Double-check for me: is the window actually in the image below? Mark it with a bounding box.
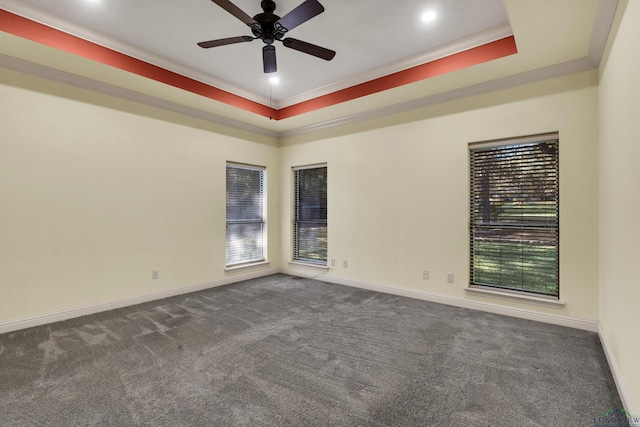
[293,164,327,265]
[469,134,559,298]
[226,163,266,267]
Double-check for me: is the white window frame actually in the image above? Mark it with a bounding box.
[225,162,266,268]
[468,133,560,300]
[293,163,327,266]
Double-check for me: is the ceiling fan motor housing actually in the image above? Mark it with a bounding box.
[200,0,335,74]
[253,0,284,44]
[261,0,276,13]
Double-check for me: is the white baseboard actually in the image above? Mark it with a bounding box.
[0,267,280,334]
[283,268,640,412]
[2,267,598,335]
[280,267,598,332]
[2,267,633,414]
[598,322,638,417]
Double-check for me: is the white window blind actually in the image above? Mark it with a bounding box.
[226,163,266,266]
[294,165,327,264]
[469,134,559,297]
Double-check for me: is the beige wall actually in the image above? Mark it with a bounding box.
[599,0,640,413]
[0,68,281,324]
[0,17,634,409]
[281,70,600,321]
[0,57,603,328]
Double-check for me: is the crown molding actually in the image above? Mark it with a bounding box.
[279,56,597,138]
[0,0,620,139]
[274,23,514,109]
[0,52,597,141]
[588,0,620,66]
[0,0,512,109]
[280,0,619,137]
[0,0,270,105]
[0,0,515,110]
[0,53,279,138]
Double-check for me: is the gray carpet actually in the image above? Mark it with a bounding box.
[0,274,623,426]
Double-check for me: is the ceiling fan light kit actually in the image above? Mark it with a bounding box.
[198,0,336,73]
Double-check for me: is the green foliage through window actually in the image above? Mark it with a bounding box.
[226,164,266,266]
[294,166,327,264]
[470,136,559,297]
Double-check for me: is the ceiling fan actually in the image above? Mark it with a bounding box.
[198,0,336,73]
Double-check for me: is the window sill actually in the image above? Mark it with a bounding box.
[225,260,269,272]
[465,286,565,309]
[288,261,329,272]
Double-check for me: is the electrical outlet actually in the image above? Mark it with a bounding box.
[152,270,159,280]
[422,270,429,280]
[331,259,336,267]
[343,260,348,268]
[447,273,454,283]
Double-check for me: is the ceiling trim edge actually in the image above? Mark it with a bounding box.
[0,0,514,109]
[588,0,620,66]
[0,0,270,105]
[0,0,619,139]
[279,57,596,138]
[0,52,601,141]
[0,8,515,121]
[0,8,276,119]
[275,23,514,108]
[0,52,279,138]
[280,0,619,137]
[275,36,517,120]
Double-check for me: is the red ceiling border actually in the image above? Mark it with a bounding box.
[0,9,275,118]
[0,9,517,122]
[275,36,518,120]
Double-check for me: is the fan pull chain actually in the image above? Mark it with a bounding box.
[269,83,273,120]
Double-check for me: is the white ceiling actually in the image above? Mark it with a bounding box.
[0,0,617,137]
[1,0,510,105]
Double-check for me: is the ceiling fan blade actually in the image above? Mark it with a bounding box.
[198,36,254,48]
[263,45,277,73]
[275,0,324,33]
[210,0,258,26]
[282,38,335,61]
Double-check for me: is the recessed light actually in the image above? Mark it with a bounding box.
[421,10,437,23]
[82,0,103,7]
[269,76,280,85]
